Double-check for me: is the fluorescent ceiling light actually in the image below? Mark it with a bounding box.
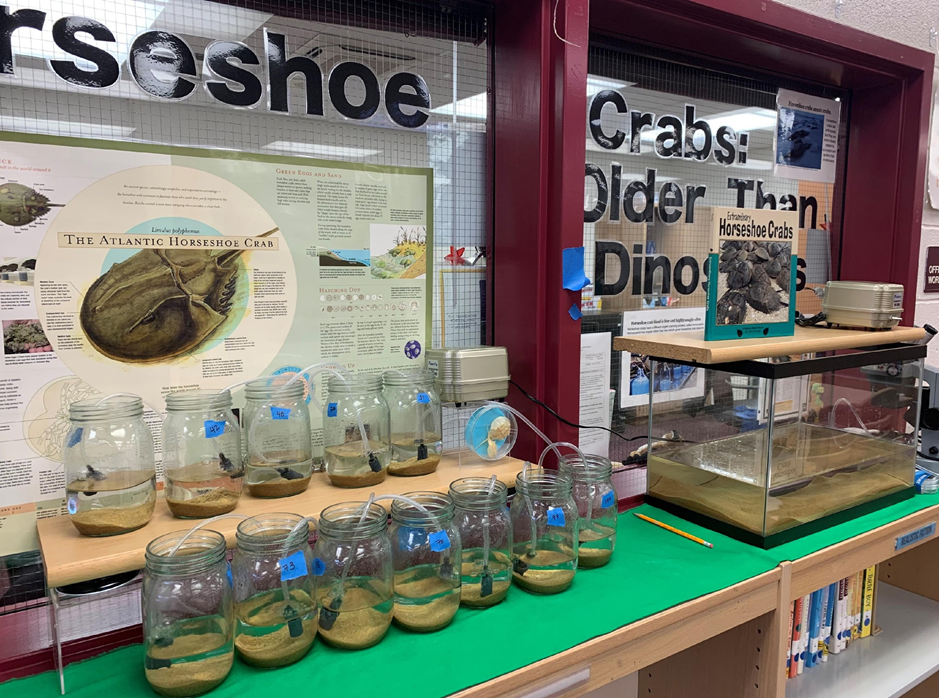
[8,1,165,68]
[154,0,271,42]
[0,116,134,138]
[263,141,381,159]
[431,92,486,119]
[586,76,634,96]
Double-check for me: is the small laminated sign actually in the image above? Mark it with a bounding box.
[326,402,338,418]
[895,522,936,551]
[546,507,566,527]
[204,420,226,438]
[313,557,326,576]
[270,406,291,420]
[416,392,430,404]
[428,530,451,552]
[601,491,615,509]
[279,550,308,581]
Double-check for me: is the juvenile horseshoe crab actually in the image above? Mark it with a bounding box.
[716,240,792,323]
[80,227,278,363]
[0,183,63,227]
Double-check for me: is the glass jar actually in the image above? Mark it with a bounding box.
[510,468,578,594]
[383,369,443,476]
[314,501,394,649]
[560,455,617,568]
[162,390,243,519]
[389,491,462,632]
[450,477,512,608]
[243,378,313,498]
[323,374,391,488]
[143,529,233,697]
[231,513,317,667]
[64,395,156,536]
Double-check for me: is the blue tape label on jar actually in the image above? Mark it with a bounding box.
[313,557,326,576]
[226,563,233,587]
[416,392,430,404]
[279,551,308,581]
[546,507,566,527]
[428,530,451,552]
[204,420,225,438]
[601,491,615,509]
[67,498,77,515]
[326,402,338,417]
[67,428,83,448]
[270,406,291,420]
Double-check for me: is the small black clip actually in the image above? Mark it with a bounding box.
[287,616,304,638]
[319,606,338,631]
[481,571,493,597]
[417,443,428,461]
[513,558,529,576]
[368,452,382,472]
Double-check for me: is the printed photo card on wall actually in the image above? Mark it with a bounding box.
[705,206,800,340]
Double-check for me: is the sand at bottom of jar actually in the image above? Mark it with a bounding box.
[325,442,389,487]
[394,566,461,632]
[512,548,576,594]
[235,589,317,667]
[167,488,242,519]
[460,550,512,607]
[388,453,441,477]
[577,524,616,568]
[317,580,393,650]
[245,460,312,497]
[145,628,233,698]
[69,497,155,536]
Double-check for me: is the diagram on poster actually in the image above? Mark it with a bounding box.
[0,134,432,556]
[774,89,841,184]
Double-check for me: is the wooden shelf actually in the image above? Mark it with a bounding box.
[787,584,939,698]
[612,325,925,364]
[38,452,522,589]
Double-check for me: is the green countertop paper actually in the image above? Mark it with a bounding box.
[4,492,936,698]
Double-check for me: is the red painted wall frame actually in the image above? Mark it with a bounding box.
[492,0,932,458]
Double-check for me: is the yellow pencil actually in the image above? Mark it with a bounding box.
[634,512,714,548]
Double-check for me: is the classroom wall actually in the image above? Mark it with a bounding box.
[786,0,939,363]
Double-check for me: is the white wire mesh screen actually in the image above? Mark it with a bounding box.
[0,0,489,626]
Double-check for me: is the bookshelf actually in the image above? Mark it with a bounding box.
[787,585,939,698]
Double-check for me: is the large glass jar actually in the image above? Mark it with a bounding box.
[510,468,578,594]
[232,513,317,667]
[64,395,156,536]
[559,455,617,568]
[323,374,391,488]
[163,390,243,519]
[450,477,512,607]
[389,491,462,632]
[314,501,394,649]
[383,369,443,476]
[243,378,312,498]
[143,529,233,697]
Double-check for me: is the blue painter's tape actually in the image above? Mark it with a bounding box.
[204,420,226,438]
[546,507,565,527]
[601,491,615,508]
[313,558,326,576]
[271,406,291,420]
[326,402,338,418]
[67,428,83,448]
[279,550,308,581]
[416,392,430,404]
[428,530,451,552]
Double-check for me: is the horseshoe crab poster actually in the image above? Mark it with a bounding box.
[0,133,431,555]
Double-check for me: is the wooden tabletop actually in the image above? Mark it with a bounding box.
[39,452,522,588]
[613,325,926,364]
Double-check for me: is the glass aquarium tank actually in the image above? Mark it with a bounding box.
[644,344,923,547]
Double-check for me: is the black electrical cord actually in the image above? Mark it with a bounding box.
[508,379,693,444]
